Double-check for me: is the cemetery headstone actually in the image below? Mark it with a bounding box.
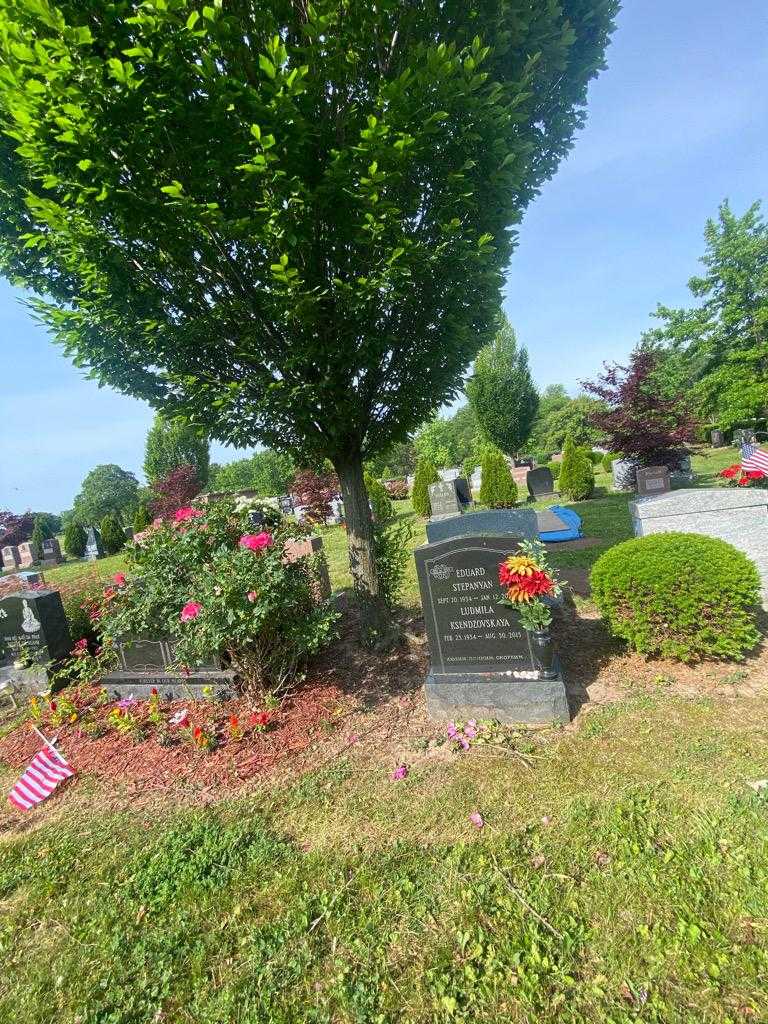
[0,589,71,666]
[414,534,568,724]
[1,545,19,572]
[511,465,530,488]
[635,465,671,496]
[734,429,757,446]
[84,526,104,561]
[526,467,557,501]
[428,478,470,520]
[426,508,537,544]
[612,458,637,492]
[670,454,694,484]
[40,537,63,568]
[278,494,294,516]
[438,467,461,482]
[710,429,725,448]
[630,488,768,607]
[101,635,234,700]
[283,535,332,602]
[16,542,35,569]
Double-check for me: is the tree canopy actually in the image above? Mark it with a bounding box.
[646,201,768,430]
[0,0,617,627]
[413,404,479,470]
[466,316,538,454]
[528,386,605,454]
[72,464,140,525]
[209,450,294,496]
[144,414,210,486]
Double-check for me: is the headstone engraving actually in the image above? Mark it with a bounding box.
[0,589,71,666]
[414,534,568,724]
[101,635,232,700]
[526,467,556,501]
[630,488,768,607]
[278,494,294,516]
[84,526,104,561]
[635,465,671,496]
[428,479,470,519]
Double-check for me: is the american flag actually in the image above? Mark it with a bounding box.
[8,746,74,811]
[741,442,768,474]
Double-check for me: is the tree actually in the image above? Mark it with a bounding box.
[648,201,768,429]
[100,512,126,555]
[144,414,210,486]
[478,447,517,508]
[412,459,440,518]
[366,440,418,480]
[582,351,699,467]
[290,468,339,524]
[72,465,139,525]
[133,503,153,533]
[63,519,87,558]
[209,450,294,496]
[529,388,606,454]
[467,318,538,454]
[150,464,202,520]
[0,510,37,548]
[0,1,617,635]
[558,435,595,501]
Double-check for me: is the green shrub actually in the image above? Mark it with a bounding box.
[591,533,760,662]
[100,513,126,555]
[411,458,439,517]
[373,518,414,609]
[462,456,478,488]
[62,520,87,558]
[364,472,394,523]
[558,435,595,500]
[546,461,561,482]
[29,514,53,561]
[602,452,622,473]
[478,448,518,508]
[533,451,554,466]
[133,503,153,532]
[587,449,603,465]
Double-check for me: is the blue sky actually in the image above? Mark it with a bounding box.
[1,0,766,513]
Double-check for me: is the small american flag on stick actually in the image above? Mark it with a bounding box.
[741,442,768,474]
[8,737,74,811]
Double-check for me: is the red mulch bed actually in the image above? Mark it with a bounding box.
[0,680,346,798]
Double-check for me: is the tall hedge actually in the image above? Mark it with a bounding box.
[364,472,394,523]
[63,520,87,558]
[478,448,518,508]
[558,435,595,501]
[411,459,439,518]
[100,513,126,556]
[591,533,760,662]
[29,514,54,560]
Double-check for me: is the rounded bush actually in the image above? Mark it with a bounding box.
[545,461,561,481]
[558,435,595,501]
[590,533,761,662]
[601,452,622,473]
[411,458,439,517]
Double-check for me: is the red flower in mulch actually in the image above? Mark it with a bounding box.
[718,464,741,479]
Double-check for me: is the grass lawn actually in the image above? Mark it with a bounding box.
[2,693,768,1022]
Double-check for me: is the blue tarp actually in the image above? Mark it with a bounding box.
[538,505,583,542]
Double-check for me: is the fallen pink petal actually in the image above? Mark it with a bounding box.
[391,764,408,781]
[469,812,484,829]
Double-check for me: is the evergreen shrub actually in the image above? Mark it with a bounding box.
[63,520,87,558]
[100,513,126,555]
[364,472,394,523]
[591,533,761,662]
[558,435,595,500]
[411,459,439,517]
[478,448,518,508]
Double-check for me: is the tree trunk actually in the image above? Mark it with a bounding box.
[333,451,394,646]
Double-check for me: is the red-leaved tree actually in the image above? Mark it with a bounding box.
[0,510,36,548]
[290,469,340,524]
[582,351,699,467]
[150,464,202,520]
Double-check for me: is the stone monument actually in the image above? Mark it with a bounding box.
[84,526,104,561]
[428,478,470,520]
[630,488,768,607]
[414,534,569,724]
[635,465,671,497]
[1,545,19,572]
[425,508,537,544]
[734,429,757,446]
[710,429,725,448]
[16,542,35,569]
[526,467,557,501]
[611,458,637,491]
[0,589,71,667]
[40,537,64,568]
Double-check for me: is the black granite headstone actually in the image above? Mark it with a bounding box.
[84,526,104,561]
[40,537,63,567]
[526,467,556,500]
[0,590,71,665]
[414,535,568,724]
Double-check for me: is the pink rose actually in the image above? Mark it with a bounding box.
[469,812,485,829]
[174,506,202,522]
[239,532,274,552]
[114,573,127,587]
[247,590,259,603]
[391,764,408,781]
[180,600,203,622]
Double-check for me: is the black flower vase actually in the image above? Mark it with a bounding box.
[529,628,557,679]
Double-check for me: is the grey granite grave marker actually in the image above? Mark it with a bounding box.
[1,545,19,572]
[612,458,637,491]
[84,526,104,561]
[426,508,537,544]
[734,429,757,446]
[40,537,63,568]
[526,467,556,501]
[414,534,568,725]
[635,465,671,496]
[630,488,768,606]
[0,589,71,666]
[428,479,469,519]
[16,542,35,569]
[710,429,725,448]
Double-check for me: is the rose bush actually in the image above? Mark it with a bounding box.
[98,497,338,693]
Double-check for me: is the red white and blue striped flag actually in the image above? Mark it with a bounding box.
[8,746,74,810]
[741,442,768,474]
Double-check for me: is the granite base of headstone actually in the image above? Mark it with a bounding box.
[630,488,768,607]
[425,509,537,544]
[635,466,671,496]
[414,534,569,725]
[612,458,637,492]
[0,589,72,667]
